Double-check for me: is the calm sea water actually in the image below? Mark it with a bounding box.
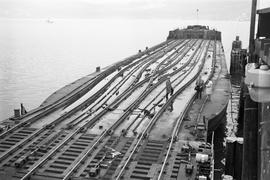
[0,18,249,120]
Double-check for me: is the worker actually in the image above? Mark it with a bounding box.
[195,75,204,99]
[205,80,213,101]
[169,99,174,112]
[149,76,154,86]
[166,76,174,101]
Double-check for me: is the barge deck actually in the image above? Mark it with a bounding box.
[0,25,230,180]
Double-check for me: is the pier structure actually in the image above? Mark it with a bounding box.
[230,36,247,76]
[244,7,270,180]
[0,26,229,180]
[224,35,247,180]
[228,6,270,180]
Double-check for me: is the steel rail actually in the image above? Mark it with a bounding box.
[108,41,200,131]
[60,40,185,127]
[63,39,183,116]
[141,39,190,90]
[126,40,202,132]
[68,40,187,127]
[20,129,106,180]
[143,40,209,136]
[0,39,177,143]
[75,40,192,131]
[157,93,196,180]
[109,40,198,110]
[131,40,186,85]
[19,40,176,120]
[131,40,201,120]
[112,40,188,102]
[64,51,157,127]
[86,40,186,112]
[62,130,108,180]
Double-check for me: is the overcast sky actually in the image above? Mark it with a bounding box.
[0,0,270,20]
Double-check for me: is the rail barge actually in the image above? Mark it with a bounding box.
[0,25,230,180]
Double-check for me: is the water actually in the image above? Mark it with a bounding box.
[213,119,227,179]
[0,18,249,120]
[226,75,242,137]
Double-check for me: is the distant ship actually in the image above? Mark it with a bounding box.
[46,19,54,23]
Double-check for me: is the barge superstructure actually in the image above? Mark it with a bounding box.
[0,25,230,180]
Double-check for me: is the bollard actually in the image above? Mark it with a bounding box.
[96,66,101,72]
[14,109,20,118]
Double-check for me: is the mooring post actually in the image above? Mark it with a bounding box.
[96,66,100,72]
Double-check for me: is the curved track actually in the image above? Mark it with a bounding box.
[0,39,217,180]
[0,40,182,161]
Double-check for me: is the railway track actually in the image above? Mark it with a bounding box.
[124,41,203,135]
[113,40,211,180]
[62,39,190,127]
[64,41,205,179]
[3,39,200,179]
[157,40,216,180]
[46,40,206,180]
[0,39,185,162]
[0,39,175,140]
[0,39,191,175]
[0,39,218,180]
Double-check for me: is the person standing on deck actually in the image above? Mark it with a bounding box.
[166,76,174,101]
[195,75,204,99]
[149,76,154,86]
[205,80,213,101]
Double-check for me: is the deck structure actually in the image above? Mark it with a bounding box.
[0,26,229,180]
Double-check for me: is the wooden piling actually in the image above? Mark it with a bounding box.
[236,79,246,137]
[242,90,258,180]
[260,102,270,180]
[225,137,243,180]
[248,0,257,58]
[225,137,235,176]
[235,138,243,180]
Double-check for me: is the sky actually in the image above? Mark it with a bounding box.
[0,0,270,20]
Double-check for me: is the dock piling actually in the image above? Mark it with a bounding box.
[242,92,258,180]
